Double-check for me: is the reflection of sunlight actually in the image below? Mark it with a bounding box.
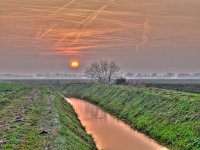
[85,103,107,119]
[161,148,169,150]
[67,98,169,150]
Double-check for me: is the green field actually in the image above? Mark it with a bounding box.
[1,82,200,150]
[62,84,200,150]
[144,83,200,94]
[0,83,96,150]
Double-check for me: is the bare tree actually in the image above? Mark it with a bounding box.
[85,60,120,83]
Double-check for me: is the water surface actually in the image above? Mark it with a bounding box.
[67,98,168,150]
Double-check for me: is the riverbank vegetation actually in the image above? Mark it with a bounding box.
[62,83,200,150]
[0,83,96,150]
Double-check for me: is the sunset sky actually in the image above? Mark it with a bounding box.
[0,0,200,73]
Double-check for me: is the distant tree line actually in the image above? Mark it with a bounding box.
[125,73,200,78]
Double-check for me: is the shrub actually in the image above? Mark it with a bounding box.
[115,78,126,84]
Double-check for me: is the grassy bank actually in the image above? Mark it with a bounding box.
[144,83,200,94]
[0,83,96,150]
[62,84,200,150]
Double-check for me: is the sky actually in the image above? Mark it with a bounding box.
[0,0,200,73]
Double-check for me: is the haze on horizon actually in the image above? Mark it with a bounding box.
[0,0,200,73]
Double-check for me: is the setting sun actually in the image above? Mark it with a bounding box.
[71,61,79,69]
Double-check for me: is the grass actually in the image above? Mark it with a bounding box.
[62,83,200,150]
[144,83,200,94]
[0,83,96,150]
[1,82,199,150]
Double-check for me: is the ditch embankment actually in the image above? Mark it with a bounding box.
[62,83,200,150]
[0,83,96,150]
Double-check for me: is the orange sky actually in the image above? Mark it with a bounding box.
[0,0,200,73]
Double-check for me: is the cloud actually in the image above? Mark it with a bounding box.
[136,19,151,52]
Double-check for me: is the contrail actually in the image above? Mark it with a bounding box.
[33,25,55,45]
[38,26,55,39]
[136,19,151,52]
[85,0,114,26]
[53,33,69,47]
[52,0,115,48]
[69,0,115,46]
[77,0,114,26]
[46,0,76,19]
[35,0,76,42]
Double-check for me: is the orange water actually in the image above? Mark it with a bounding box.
[67,98,168,150]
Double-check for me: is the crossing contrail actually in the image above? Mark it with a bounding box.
[69,0,115,46]
[53,33,69,47]
[35,0,76,42]
[46,0,76,19]
[52,0,115,48]
[85,0,115,26]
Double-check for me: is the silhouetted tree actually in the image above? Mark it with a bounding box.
[85,60,120,83]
